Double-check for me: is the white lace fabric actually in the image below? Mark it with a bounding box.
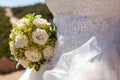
[45,0,120,53]
[54,15,120,53]
[44,0,120,80]
[45,0,120,18]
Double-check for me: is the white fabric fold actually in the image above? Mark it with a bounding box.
[43,36,120,80]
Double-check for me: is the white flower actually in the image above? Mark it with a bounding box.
[15,34,28,48]
[33,18,50,28]
[9,33,13,39]
[16,18,29,29]
[32,28,49,45]
[18,58,30,68]
[24,49,41,62]
[43,46,54,59]
[9,42,17,55]
[35,15,42,18]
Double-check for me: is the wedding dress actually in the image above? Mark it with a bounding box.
[19,0,120,80]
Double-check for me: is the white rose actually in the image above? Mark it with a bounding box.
[33,18,50,28]
[43,46,54,59]
[24,49,41,62]
[9,42,17,55]
[32,28,49,45]
[15,34,28,48]
[16,18,29,29]
[18,58,30,68]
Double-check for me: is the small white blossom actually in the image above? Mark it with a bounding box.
[33,18,50,28]
[18,58,30,68]
[35,15,42,18]
[43,46,54,59]
[24,49,41,62]
[32,28,49,45]
[16,18,29,29]
[9,42,17,55]
[15,34,28,48]
[9,33,12,39]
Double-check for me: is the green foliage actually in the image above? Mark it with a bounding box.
[0,7,12,58]
[0,3,53,59]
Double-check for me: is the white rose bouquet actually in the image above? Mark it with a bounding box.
[9,14,57,71]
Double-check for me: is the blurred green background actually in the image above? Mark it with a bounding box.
[0,3,53,59]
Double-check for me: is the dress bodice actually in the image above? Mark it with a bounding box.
[45,0,120,53]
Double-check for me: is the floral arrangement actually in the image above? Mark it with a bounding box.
[9,14,57,71]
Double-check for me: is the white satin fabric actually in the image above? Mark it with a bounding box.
[19,0,120,80]
[43,28,120,80]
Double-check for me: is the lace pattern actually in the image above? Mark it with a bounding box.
[45,0,120,18]
[54,15,120,53]
[45,0,120,53]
